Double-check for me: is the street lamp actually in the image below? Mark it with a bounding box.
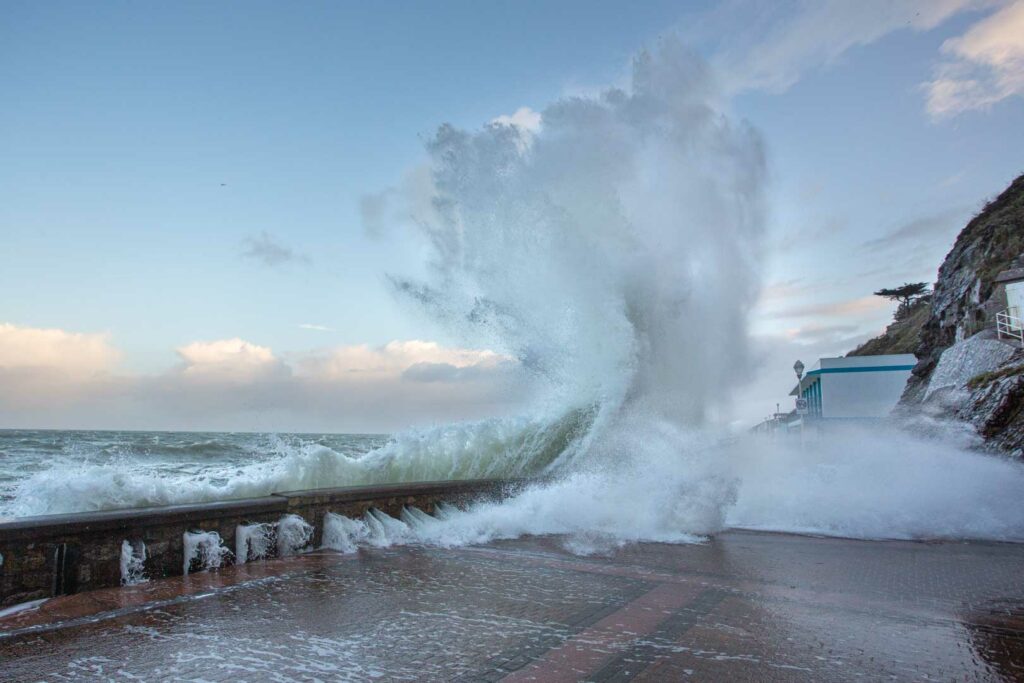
[793,360,806,447]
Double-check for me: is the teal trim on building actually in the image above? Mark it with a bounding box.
[800,377,823,418]
[806,365,915,376]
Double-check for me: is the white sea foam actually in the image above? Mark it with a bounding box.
[183,531,231,575]
[235,523,275,564]
[726,425,1024,541]
[277,514,314,556]
[317,423,1024,554]
[119,539,147,585]
[323,512,369,553]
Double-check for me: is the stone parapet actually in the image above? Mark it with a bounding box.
[0,479,521,607]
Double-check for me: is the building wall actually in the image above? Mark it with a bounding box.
[821,369,912,418]
[1006,281,1024,321]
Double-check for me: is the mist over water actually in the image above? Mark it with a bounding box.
[4,43,1024,548]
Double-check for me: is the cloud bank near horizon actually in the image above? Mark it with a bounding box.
[0,323,525,433]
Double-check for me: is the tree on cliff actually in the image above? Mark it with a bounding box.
[873,282,931,322]
[874,282,930,307]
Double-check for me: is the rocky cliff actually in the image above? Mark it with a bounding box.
[895,173,1024,456]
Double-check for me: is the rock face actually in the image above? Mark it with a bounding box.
[903,174,1024,398]
[922,333,1018,401]
[896,173,1024,456]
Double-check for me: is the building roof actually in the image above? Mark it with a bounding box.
[789,354,916,395]
[994,268,1024,284]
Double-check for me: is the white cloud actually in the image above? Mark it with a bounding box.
[702,0,1020,118]
[0,323,124,411]
[297,340,507,381]
[0,323,119,377]
[175,338,287,381]
[299,323,332,332]
[924,0,1024,118]
[0,328,524,431]
[707,0,984,94]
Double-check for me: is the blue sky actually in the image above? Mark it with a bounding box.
[2,1,1023,431]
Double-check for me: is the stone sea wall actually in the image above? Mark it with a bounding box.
[0,479,521,607]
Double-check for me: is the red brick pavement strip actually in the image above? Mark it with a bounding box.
[457,545,979,628]
[501,582,705,683]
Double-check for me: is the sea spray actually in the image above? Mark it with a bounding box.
[323,508,423,552]
[235,523,275,564]
[365,508,414,547]
[119,540,147,585]
[323,512,369,553]
[727,424,1024,541]
[183,531,231,575]
[314,419,1024,552]
[276,514,314,556]
[382,42,766,432]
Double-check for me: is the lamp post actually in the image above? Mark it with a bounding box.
[794,360,805,448]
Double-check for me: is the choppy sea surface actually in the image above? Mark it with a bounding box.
[0,429,387,518]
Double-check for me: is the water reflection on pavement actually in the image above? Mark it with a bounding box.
[1,531,1022,681]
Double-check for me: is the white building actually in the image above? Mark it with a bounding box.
[994,268,1024,344]
[789,354,916,421]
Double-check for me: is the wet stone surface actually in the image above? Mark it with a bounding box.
[0,531,1022,681]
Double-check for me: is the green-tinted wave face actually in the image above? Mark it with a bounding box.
[340,404,602,486]
[0,408,601,517]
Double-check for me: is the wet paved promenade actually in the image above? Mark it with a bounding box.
[1,531,1022,681]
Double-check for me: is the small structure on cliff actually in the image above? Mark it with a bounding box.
[790,355,916,422]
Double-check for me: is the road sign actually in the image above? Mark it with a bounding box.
[795,398,808,414]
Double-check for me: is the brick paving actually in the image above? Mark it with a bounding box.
[0,531,1022,681]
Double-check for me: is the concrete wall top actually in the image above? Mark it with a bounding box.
[0,478,526,543]
[0,496,287,543]
[273,478,524,503]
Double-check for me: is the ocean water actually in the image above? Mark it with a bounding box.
[0,430,387,517]
[0,410,589,519]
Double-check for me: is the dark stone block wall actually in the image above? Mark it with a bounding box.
[0,479,522,607]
